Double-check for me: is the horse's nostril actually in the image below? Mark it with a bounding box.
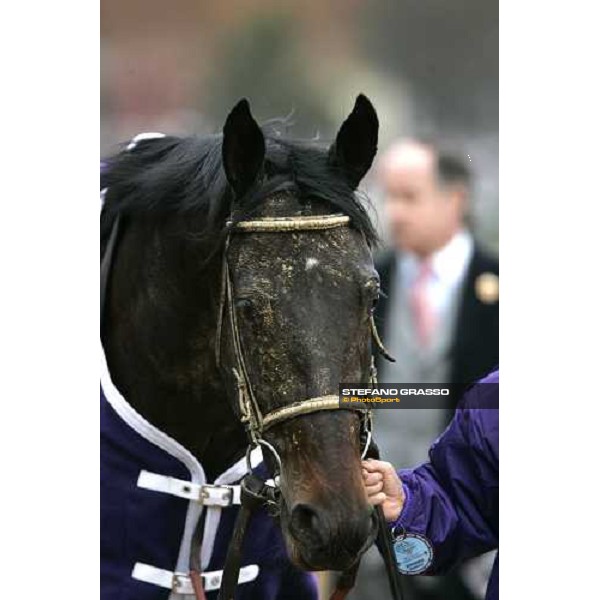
[289,503,327,546]
[290,503,320,531]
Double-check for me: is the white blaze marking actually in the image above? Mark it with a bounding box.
[306,257,319,271]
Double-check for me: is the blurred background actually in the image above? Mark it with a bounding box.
[101,0,498,252]
[101,2,498,599]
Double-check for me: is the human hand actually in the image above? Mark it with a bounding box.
[362,459,405,523]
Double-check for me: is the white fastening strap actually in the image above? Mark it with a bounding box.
[132,563,259,593]
[137,470,241,506]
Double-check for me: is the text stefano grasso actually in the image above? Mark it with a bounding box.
[340,387,451,396]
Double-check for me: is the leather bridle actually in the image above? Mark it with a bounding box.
[212,209,403,600]
[214,212,376,465]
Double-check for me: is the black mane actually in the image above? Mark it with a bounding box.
[100,126,378,250]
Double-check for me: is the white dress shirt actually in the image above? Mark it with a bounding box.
[378,228,476,468]
[398,228,474,327]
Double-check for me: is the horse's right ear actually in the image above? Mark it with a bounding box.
[222,99,266,197]
[329,94,379,189]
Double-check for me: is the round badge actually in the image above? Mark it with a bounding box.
[475,272,499,304]
[393,533,434,575]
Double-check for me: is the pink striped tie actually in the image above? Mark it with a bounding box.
[410,259,435,348]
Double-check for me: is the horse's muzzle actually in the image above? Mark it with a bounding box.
[285,502,379,571]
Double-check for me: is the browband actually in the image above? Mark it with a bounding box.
[230,214,350,233]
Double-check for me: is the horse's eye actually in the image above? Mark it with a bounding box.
[371,293,379,311]
[235,298,254,314]
[365,279,380,314]
[369,292,380,315]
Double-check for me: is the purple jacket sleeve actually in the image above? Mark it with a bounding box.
[391,371,499,574]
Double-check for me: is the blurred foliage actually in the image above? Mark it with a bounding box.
[203,11,333,137]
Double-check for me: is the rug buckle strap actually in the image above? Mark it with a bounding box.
[136,470,241,506]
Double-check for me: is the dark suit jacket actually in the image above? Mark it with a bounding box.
[374,245,499,401]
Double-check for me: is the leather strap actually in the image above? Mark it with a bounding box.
[190,570,207,600]
[261,395,354,430]
[232,213,350,232]
[375,504,404,600]
[365,441,404,600]
[216,474,269,600]
[329,560,361,600]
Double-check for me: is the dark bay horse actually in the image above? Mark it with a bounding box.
[101,95,382,587]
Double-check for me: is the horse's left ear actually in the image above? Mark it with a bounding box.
[329,94,379,189]
[222,98,266,197]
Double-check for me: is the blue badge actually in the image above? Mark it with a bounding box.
[393,533,434,575]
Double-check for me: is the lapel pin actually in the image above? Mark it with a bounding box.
[475,272,499,304]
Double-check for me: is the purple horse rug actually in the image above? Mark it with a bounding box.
[101,345,317,600]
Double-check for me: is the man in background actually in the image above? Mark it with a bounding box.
[375,138,499,392]
[355,139,498,600]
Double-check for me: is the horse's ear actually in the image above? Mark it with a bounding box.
[222,99,266,197]
[329,94,379,189]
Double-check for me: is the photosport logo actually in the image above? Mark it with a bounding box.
[338,383,498,409]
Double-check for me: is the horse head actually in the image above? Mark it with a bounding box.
[101,94,382,572]
[218,96,381,570]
